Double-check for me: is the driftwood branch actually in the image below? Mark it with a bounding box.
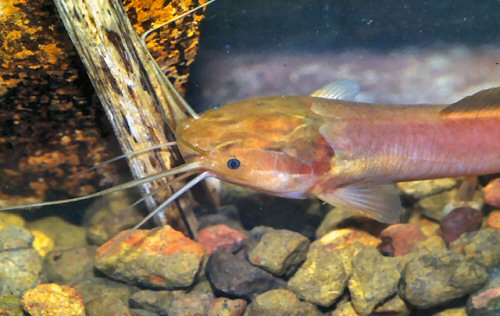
[53,0,197,232]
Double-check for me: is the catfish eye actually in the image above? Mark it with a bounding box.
[227,158,241,170]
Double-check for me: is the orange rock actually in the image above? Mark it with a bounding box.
[483,178,500,208]
[198,224,247,255]
[21,283,85,316]
[95,226,204,289]
[378,223,427,256]
[487,210,500,230]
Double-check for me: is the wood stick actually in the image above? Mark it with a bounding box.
[53,0,199,234]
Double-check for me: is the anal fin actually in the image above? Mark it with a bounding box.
[314,183,402,223]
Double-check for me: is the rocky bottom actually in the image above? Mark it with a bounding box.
[0,177,499,316]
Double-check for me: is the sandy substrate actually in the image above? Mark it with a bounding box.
[188,45,500,109]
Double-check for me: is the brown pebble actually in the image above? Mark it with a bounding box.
[483,178,500,208]
[487,210,500,230]
[439,207,483,243]
[378,223,426,256]
[208,297,247,316]
[198,224,247,255]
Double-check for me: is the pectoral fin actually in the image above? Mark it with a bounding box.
[310,79,360,101]
[314,183,402,223]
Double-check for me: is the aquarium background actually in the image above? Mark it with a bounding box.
[187,0,500,109]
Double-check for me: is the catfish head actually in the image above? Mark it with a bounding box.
[176,96,334,198]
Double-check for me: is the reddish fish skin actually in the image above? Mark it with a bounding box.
[311,98,500,185]
[176,87,500,222]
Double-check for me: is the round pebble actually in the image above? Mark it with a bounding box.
[439,207,483,243]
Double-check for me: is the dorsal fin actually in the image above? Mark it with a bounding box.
[440,87,500,118]
[310,79,360,101]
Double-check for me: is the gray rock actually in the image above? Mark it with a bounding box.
[397,178,457,199]
[418,188,483,221]
[208,297,247,316]
[74,277,136,305]
[86,295,131,316]
[467,268,500,316]
[248,229,309,276]
[169,292,213,316]
[450,228,500,269]
[206,249,284,299]
[0,247,42,297]
[131,309,159,316]
[84,191,145,245]
[27,216,87,249]
[399,250,488,308]
[244,289,321,316]
[129,290,176,315]
[373,295,411,316]
[0,227,33,251]
[315,208,358,238]
[288,248,348,307]
[348,247,401,315]
[44,246,95,284]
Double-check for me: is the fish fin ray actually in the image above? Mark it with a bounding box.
[315,183,402,223]
[310,79,360,101]
[440,87,500,118]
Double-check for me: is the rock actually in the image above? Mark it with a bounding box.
[95,226,204,289]
[312,228,380,252]
[44,246,95,284]
[449,228,500,268]
[0,212,26,229]
[417,217,441,237]
[244,289,321,316]
[129,290,175,315]
[487,210,500,230]
[0,294,23,316]
[169,292,213,316]
[417,190,454,220]
[331,300,358,316]
[130,309,158,316]
[348,247,401,315]
[0,228,42,297]
[30,229,55,257]
[315,208,359,238]
[288,247,348,307]
[484,178,500,208]
[21,284,85,316]
[248,229,309,276]
[206,249,283,299]
[418,187,484,222]
[397,178,457,199]
[378,223,426,256]
[84,191,145,245]
[399,250,488,308]
[27,216,87,250]
[208,297,247,316]
[0,226,33,251]
[198,224,247,255]
[86,295,132,316]
[433,307,468,316]
[439,207,483,243]
[373,295,411,316]
[466,268,500,316]
[74,277,135,306]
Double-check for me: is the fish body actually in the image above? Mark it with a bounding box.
[177,87,500,222]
